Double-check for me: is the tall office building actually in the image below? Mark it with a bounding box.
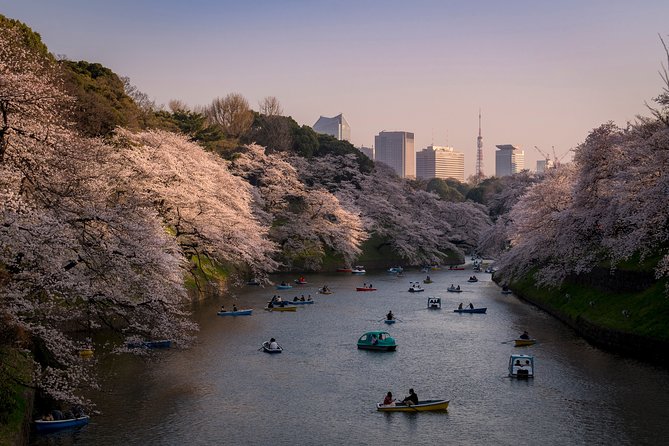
[313,113,351,141]
[495,145,525,177]
[416,145,465,183]
[374,131,415,178]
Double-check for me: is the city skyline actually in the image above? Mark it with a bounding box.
[3,1,668,177]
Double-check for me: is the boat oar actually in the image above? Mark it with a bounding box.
[500,339,516,344]
[394,318,404,322]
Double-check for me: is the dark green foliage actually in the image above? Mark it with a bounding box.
[426,178,465,202]
[465,177,503,205]
[170,110,223,146]
[293,125,319,157]
[60,60,145,137]
[314,134,374,173]
[243,113,296,152]
[0,14,51,61]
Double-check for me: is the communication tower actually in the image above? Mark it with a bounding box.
[475,110,484,183]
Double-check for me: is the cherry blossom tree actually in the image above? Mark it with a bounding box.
[228,145,367,269]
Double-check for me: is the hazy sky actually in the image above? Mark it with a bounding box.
[3,1,668,176]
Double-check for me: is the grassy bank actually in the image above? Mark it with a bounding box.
[0,348,33,446]
[509,271,669,365]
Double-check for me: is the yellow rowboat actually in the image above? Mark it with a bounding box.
[264,306,297,312]
[78,349,94,357]
[376,399,449,412]
[514,339,536,347]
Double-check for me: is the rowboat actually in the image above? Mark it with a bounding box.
[509,354,534,378]
[217,309,253,316]
[423,279,433,284]
[427,297,441,309]
[357,331,396,351]
[408,283,424,292]
[501,290,513,295]
[467,277,478,283]
[78,348,94,357]
[356,287,377,291]
[34,416,90,433]
[387,266,403,274]
[294,279,308,285]
[318,288,333,294]
[376,399,450,412]
[351,266,366,274]
[265,305,297,312]
[276,284,293,290]
[383,319,396,324]
[453,307,487,314]
[447,286,462,293]
[262,341,283,353]
[289,300,314,305]
[514,339,537,347]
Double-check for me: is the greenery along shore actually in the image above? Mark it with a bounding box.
[2,13,669,442]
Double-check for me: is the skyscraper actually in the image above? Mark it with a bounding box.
[313,114,351,141]
[416,145,465,182]
[374,131,415,178]
[495,145,525,177]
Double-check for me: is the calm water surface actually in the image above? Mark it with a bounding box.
[33,268,669,445]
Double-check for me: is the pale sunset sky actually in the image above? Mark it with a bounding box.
[2,0,668,176]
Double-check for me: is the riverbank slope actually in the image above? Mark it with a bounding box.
[505,267,669,367]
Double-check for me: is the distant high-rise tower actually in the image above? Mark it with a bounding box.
[475,110,484,183]
[495,145,525,177]
[374,131,415,178]
[416,145,465,183]
[313,114,351,141]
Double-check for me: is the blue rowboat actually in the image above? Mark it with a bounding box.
[383,319,396,324]
[276,284,293,290]
[217,309,253,316]
[34,416,90,433]
[453,307,487,314]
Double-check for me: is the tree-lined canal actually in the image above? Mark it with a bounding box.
[33,267,669,445]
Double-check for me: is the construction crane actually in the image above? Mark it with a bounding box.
[534,146,554,171]
[551,146,570,169]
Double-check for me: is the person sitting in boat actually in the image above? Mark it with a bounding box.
[280,281,287,286]
[456,285,460,290]
[300,295,305,301]
[232,304,238,312]
[293,296,299,302]
[307,295,312,301]
[369,283,373,288]
[371,334,378,345]
[520,330,530,340]
[426,275,431,281]
[267,301,274,308]
[468,303,474,309]
[458,302,463,310]
[402,388,418,406]
[276,296,283,303]
[386,310,394,321]
[269,338,279,349]
[450,284,455,289]
[220,305,226,312]
[383,391,396,406]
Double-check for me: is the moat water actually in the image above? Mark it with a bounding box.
[32,267,669,445]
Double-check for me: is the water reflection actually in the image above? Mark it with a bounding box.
[31,269,669,445]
